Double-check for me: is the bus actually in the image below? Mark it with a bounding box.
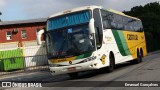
[37,5,147,78]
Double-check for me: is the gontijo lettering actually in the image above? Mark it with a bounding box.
[127,34,138,40]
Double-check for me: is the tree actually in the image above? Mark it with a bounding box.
[123,2,160,52]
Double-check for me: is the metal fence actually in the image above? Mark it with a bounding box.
[25,55,48,67]
[0,41,49,75]
[0,55,48,72]
[0,56,49,75]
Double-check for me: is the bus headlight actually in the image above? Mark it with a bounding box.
[83,56,97,62]
[49,64,59,67]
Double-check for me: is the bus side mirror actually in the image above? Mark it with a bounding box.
[89,18,95,34]
[137,28,143,32]
[140,28,144,32]
[37,29,44,45]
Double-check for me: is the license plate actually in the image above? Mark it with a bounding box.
[68,67,76,72]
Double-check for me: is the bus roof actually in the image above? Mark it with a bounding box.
[49,5,102,18]
[49,5,140,21]
[106,9,140,20]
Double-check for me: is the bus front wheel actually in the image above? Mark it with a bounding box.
[107,53,115,73]
[68,72,78,79]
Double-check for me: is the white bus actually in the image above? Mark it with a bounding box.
[37,6,147,78]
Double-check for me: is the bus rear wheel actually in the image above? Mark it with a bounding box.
[68,72,78,79]
[135,51,142,64]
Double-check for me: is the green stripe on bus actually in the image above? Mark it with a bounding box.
[112,30,126,56]
[76,52,92,59]
[76,54,84,59]
[117,31,131,55]
[112,30,130,56]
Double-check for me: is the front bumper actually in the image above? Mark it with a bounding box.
[49,60,102,76]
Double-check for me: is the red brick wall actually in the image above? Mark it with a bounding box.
[0,22,46,47]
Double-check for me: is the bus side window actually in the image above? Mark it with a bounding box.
[95,27,101,49]
[137,21,144,32]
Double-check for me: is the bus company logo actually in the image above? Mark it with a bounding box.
[69,61,72,64]
[127,34,138,40]
[2,82,12,87]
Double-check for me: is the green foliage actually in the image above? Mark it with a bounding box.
[124,2,160,52]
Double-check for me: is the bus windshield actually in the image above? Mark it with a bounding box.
[46,24,95,59]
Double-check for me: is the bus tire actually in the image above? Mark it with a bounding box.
[140,49,143,62]
[135,50,142,64]
[107,53,115,73]
[68,72,78,79]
